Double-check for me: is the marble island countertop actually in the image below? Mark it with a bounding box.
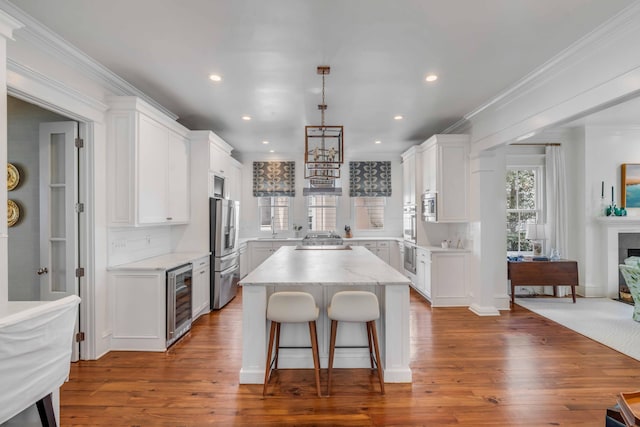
[239,236,469,252]
[241,245,410,286]
[108,252,210,271]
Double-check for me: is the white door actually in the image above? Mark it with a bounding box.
[39,121,80,359]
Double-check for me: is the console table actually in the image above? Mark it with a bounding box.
[508,260,578,306]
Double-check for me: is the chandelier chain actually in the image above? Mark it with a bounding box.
[321,73,325,127]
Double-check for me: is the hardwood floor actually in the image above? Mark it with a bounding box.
[61,290,640,426]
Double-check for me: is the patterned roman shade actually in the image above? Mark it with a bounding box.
[253,161,296,197]
[349,161,392,197]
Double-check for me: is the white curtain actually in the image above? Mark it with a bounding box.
[545,145,568,256]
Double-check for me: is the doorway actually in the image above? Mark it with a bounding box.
[7,96,84,360]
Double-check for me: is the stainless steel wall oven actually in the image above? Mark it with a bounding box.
[166,263,192,347]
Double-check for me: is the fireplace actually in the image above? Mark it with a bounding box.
[618,233,640,303]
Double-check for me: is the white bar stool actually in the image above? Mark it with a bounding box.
[327,291,384,395]
[263,291,322,397]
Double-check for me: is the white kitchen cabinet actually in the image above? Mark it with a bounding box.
[107,96,191,226]
[249,241,275,271]
[109,269,166,351]
[430,252,468,307]
[191,256,210,319]
[411,248,467,306]
[172,131,239,255]
[210,140,230,177]
[419,134,469,222]
[414,248,431,300]
[360,241,390,264]
[390,240,403,273]
[401,147,417,206]
[239,242,248,278]
[228,158,243,201]
[247,240,300,272]
[167,131,190,222]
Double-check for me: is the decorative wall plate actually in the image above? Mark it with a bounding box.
[7,199,20,227]
[7,163,19,191]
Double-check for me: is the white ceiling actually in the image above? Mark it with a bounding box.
[8,0,637,156]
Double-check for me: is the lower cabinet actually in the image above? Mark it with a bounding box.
[415,248,432,300]
[110,270,167,351]
[410,250,469,307]
[430,252,468,307]
[191,256,210,319]
[239,242,248,279]
[247,241,298,272]
[355,240,392,264]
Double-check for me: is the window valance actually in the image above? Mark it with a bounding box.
[253,161,296,197]
[349,161,392,197]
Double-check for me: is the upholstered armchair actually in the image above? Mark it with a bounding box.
[618,257,640,322]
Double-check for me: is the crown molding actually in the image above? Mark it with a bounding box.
[0,0,178,121]
[445,1,640,135]
[0,7,22,39]
[7,58,109,122]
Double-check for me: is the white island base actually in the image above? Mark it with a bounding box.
[239,246,412,384]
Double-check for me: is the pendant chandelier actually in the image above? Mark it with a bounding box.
[304,65,343,187]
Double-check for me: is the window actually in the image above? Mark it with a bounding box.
[259,197,290,232]
[353,197,385,230]
[506,168,541,253]
[307,195,337,231]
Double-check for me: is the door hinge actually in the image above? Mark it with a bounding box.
[75,202,85,213]
[75,332,85,342]
[75,267,85,278]
[75,138,84,148]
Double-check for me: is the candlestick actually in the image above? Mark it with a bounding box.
[601,181,604,198]
[612,186,614,205]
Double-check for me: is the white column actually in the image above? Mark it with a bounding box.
[0,10,23,310]
[239,285,267,384]
[468,147,507,315]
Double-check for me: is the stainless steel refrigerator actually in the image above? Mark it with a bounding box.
[210,198,240,309]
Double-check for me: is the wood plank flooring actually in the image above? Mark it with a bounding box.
[61,290,640,426]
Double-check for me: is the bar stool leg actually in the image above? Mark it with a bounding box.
[368,320,385,394]
[366,322,375,369]
[308,320,322,397]
[274,322,281,368]
[263,321,278,396]
[327,319,338,396]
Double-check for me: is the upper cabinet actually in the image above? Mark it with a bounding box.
[419,134,469,223]
[107,96,190,226]
[401,146,417,206]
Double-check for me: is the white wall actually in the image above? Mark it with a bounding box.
[238,152,403,239]
[581,126,640,296]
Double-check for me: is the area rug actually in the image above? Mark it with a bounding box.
[515,297,640,361]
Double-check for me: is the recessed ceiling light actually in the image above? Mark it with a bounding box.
[425,74,438,82]
[269,149,274,153]
[262,140,269,145]
[375,140,382,144]
[209,74,222,82]
[394,115,403,120]
[242,115,251,121]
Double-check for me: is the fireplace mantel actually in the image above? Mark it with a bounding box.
[596,216,640,226]
[597,216,640,297]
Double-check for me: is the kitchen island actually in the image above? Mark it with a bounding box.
[239,245,412,384]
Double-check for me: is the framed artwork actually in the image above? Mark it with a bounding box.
[621,163,640,208]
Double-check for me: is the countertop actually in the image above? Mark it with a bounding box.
[241,245,410,286]
[108,252,210,271]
